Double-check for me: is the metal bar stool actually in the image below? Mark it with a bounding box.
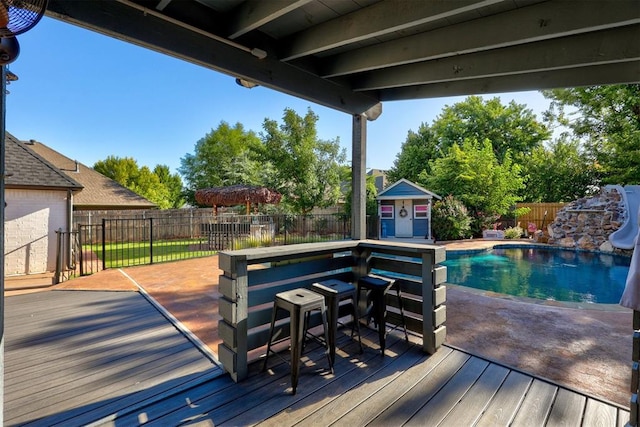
[263,288,333,394]
[357,275,409,356]
[311,280,363,364]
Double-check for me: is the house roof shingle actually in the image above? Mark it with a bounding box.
[12,135,157,210]
[5,133,83,191]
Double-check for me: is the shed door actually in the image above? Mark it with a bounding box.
[395,200,412,237]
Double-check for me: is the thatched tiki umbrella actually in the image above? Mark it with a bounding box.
[195,184,282,215]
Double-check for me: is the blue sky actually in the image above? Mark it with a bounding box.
[6,17,554,175]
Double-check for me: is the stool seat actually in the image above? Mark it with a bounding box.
[312,280,362,364]
[357,275,409,356]
[263,288,333,394]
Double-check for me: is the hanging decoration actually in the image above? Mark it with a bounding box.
[399,205,408,218]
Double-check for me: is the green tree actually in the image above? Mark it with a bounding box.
[179,122,263,204]
[543,84,640,185]
[522,137,599,202]
[431,95,550,163]
[260,108,346,214]
[130,166,171,209]
[424,139,525,235]
[386,124,439,183]
[388,96,550,187]
[94,156,139,187]
[343,172,379,217]
[154,164,185,208]
[93,156,175,209]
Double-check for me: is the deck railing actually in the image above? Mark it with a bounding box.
[218,239,447,382]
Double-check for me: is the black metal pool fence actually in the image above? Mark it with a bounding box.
[65,212,379,277]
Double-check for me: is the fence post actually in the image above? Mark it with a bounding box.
[79,225,84,276]
[343,215,347,239]
[284,215,288,245]
[102,218,106,270]
[54,229,62,284]
[149,218,154,264]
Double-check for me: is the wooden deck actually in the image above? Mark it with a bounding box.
[4,291,222,426]
[5,290,629,426]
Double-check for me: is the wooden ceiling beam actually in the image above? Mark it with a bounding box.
[378,61,640,101]
[322,0,640,78]
[354,25,640,91]
[280,0,512,61]
[227,0,312,39]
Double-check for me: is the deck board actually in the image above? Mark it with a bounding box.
[4,290,222,426]
[511,379,558,426]
[362,350,470,426]
[5,290,630,426]
[438,363,510,426]
[475,370,533,426]
[546,388,586,427]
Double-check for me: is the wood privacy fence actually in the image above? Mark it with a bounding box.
[514,203,565,231]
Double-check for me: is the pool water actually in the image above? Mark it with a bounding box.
[442,247,631,304]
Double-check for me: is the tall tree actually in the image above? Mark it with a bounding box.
[343,172,379,217]
[388,96,550,185]
[179,122,263,204]
[522,137,600,202]
[431,95,550,163]
[93,156,176,209]
[154,164,185,208]
[260,108,346,214]
[543,84,640,185]
[424,139,525,235]
[94,156,140,187]
[386,124,439,183]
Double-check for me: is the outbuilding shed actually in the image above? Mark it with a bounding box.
[377,179,441,242]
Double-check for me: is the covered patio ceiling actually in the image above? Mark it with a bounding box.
[46,0,639,117]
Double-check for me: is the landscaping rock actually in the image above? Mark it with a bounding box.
[546,187,623,253]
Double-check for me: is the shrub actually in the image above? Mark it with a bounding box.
[431,195,471,241]
[504,226,524,239]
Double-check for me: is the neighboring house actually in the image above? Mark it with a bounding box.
[377,179,441,242]
[4,134,157,276]
[24,139,157,211]
[4,133,83,275]
[367,168,387,193]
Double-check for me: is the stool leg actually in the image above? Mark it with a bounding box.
[327,297,338,365]
[350,294,363,354]
[396,286,409,342]
[357,285,373,326]
[373,288,387,356]
[302,310,310,354]
[290,306,304,395]
[320,305,334,373]
[263,305,279,372]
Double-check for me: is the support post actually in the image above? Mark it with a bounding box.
[351,113,366,240]
[0,65,6,425]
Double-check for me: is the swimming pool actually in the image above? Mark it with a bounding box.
[441,246,631,304]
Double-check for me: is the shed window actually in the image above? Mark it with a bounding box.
[414,204,429,218]
[380,205,394,219]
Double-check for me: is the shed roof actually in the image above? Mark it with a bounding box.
[377,178,441,201]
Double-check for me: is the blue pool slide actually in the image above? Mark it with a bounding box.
[609,184,640,250]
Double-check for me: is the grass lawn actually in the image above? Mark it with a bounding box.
[87,239,217,268]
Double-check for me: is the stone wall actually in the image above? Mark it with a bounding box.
[545,187,626,252]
